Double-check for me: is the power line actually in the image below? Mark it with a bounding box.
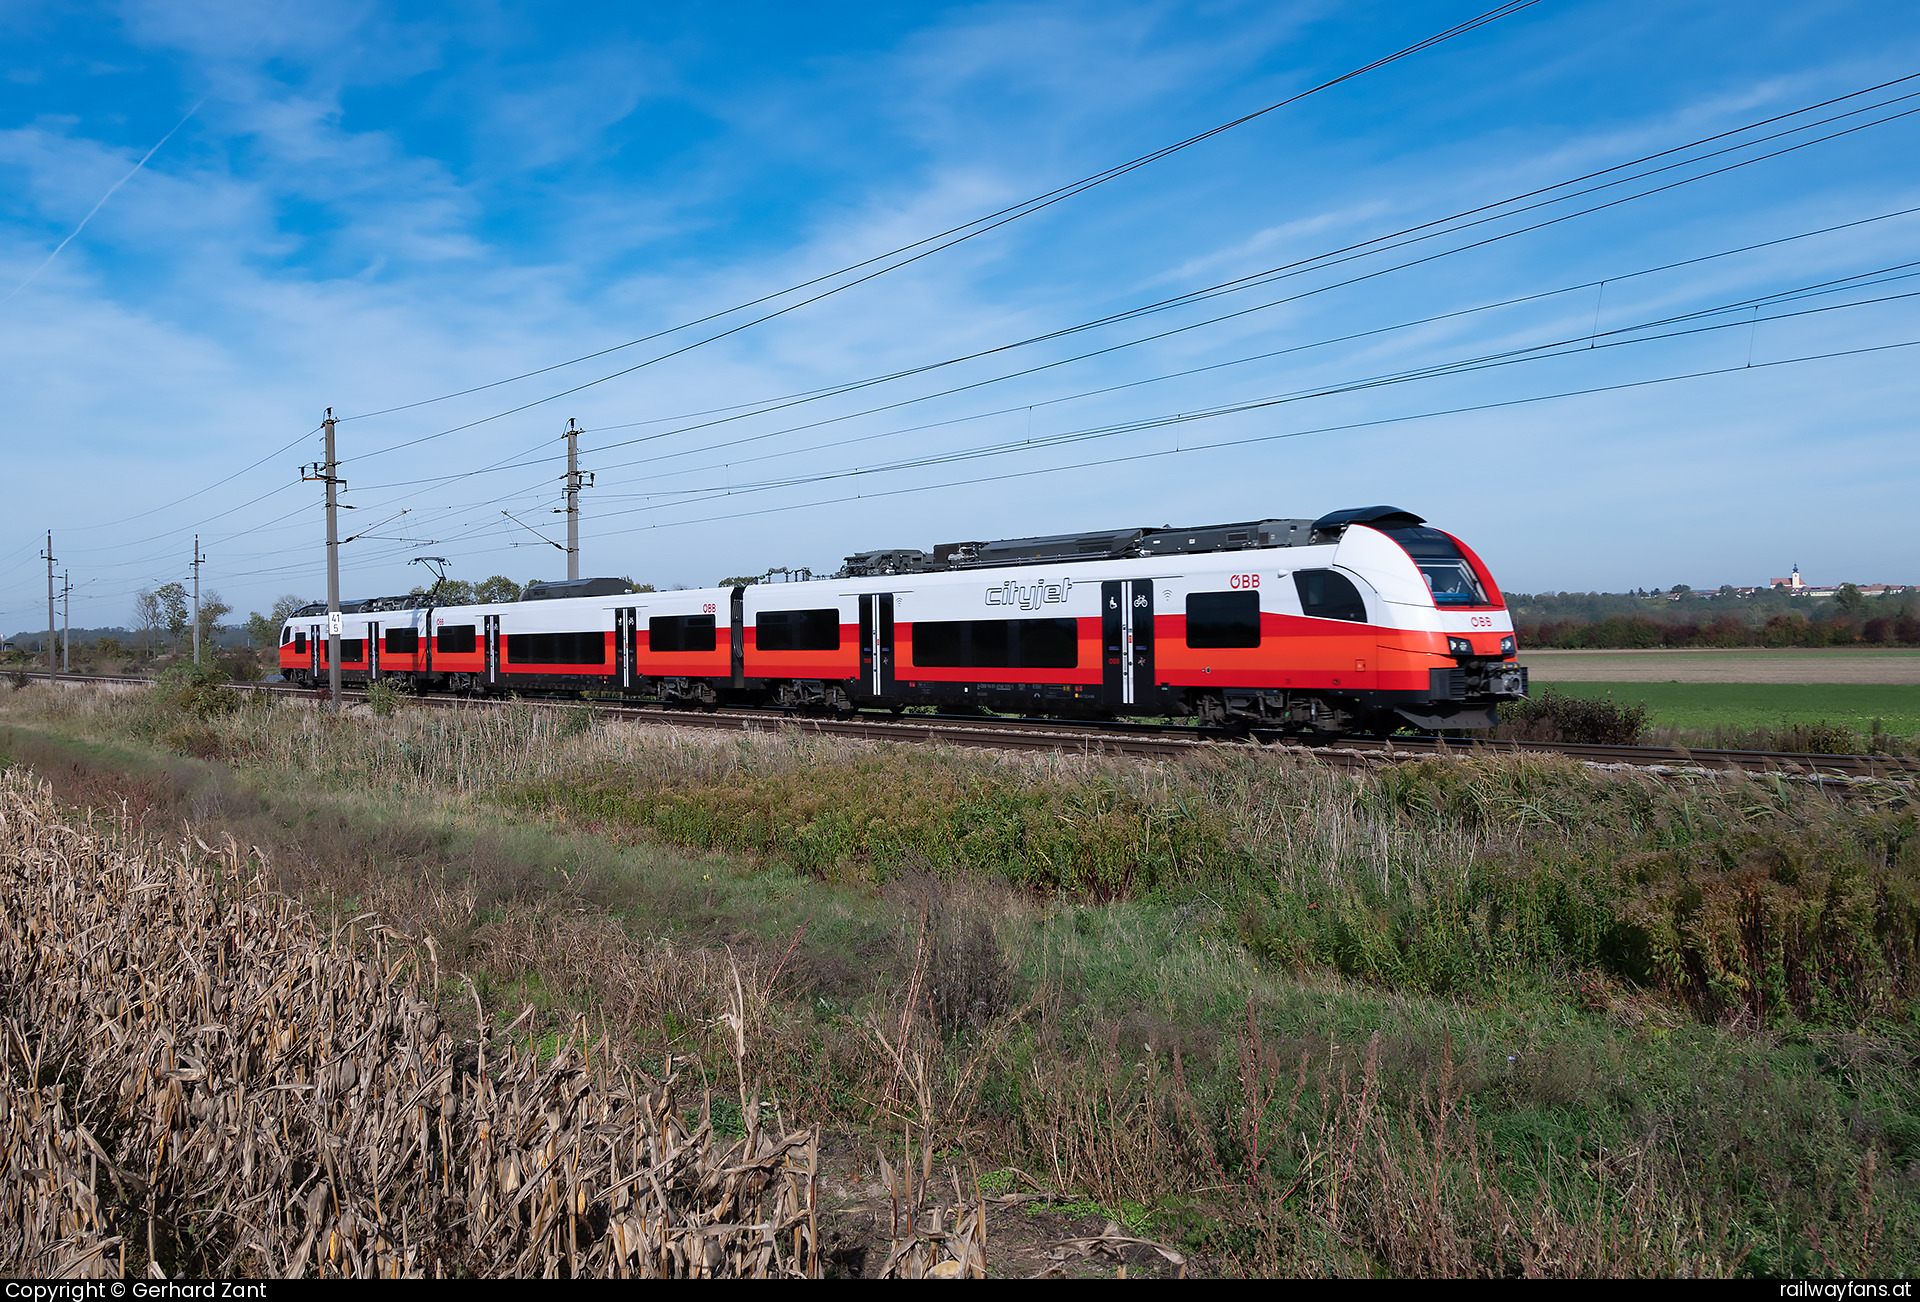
[545,284,1920,517]
[331,1,1543,431]
[573,338,1920,545]
[65,426,321,534]
[569,204,1920,485]
[591,265,1920,495]
[337,272,1918,565]
[315,231,1920,570]
[339,69,1920,467]
[53,71,1920,581]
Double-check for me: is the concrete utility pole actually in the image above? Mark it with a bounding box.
[558,418,593,581]
[301,411,345,711]
[190,535,206,665]
[60,571,70,673]
[40,532,55,684]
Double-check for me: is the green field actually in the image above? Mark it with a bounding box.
[1547,681,1920,740]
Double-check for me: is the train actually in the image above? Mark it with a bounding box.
[277,504,1527,734]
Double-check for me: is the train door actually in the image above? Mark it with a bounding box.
[309,623,321,677]
[1101,579,1155,710]
[857,593,895,699]
[484,614,501,688]
[730,587,746,688]
[615,607,638,689]
[367,622,380,680]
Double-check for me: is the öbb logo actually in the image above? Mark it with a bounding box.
[984,576,1074,611]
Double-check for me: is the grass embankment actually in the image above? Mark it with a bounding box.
[2,678,1917,1276]
[1543,682,1920,751]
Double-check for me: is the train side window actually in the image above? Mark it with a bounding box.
[1185,592,1261,648]
[1294,570,1368,622]
[339,638,365,663]
[507,631,607,664]
[438,625,477,654]
[756,608,841,652]
[1016,618,1077,668]
[648,614,717,653]
[911,618,1076,668]
[912,621,966,667]
[294,632,307,654]
[385,629,419,654]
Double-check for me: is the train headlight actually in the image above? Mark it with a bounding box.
[1500,635,1516,656]
[1447,637,1472,657]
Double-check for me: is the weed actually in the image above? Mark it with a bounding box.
[1498,686,1649,744]
[364,678,404,717]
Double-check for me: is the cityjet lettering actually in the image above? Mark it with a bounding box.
[984,577,1074,611]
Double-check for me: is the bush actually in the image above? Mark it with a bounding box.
[1752,721,1862,755]
[365,679,404,718]
[1497,687,1648,744]
[218,649,264,682]
[153,661,241,719]
[884,870,1018,1035]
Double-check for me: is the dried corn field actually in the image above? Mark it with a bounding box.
[0,768,854,1278]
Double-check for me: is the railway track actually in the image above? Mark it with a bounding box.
[23,671,1919,785]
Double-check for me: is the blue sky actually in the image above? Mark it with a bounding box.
[1,0,1917,632]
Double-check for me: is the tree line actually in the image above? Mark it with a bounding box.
[1511,585,1919,649]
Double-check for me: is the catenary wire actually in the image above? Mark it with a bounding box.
[338,71,1920,465]
[330,1,1543,429]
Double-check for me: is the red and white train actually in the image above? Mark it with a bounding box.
[278,505,1526,733]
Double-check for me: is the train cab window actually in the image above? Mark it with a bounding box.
[1294,570,1368,622]
[649,614,716,653]
[384,629,419,654]
[281,627,292,645]
[294,632,307,654]
[438,625,477,654]
[911,618,1077,668]
[1185,592,1261,648]
[508,631,606,664]
[756,609,841,651]
[1375,526,1487,606]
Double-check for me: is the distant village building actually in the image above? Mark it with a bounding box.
[1759,564,1912,599]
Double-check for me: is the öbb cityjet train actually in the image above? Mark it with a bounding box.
[278,505,1527,734]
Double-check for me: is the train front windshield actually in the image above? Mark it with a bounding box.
[1378,526,1487,606]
